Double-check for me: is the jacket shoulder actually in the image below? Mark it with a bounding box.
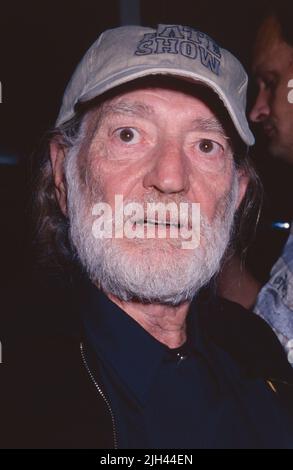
[198,296,293,384]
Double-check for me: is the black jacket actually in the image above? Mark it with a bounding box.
[1,290,293,449]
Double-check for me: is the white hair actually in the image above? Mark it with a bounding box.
[64,140,239,306]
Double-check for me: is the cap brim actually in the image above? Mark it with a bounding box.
[76,66,255,147]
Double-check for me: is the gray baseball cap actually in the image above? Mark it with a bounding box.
[56,24,255,146]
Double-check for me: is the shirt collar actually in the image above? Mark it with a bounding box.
[80,279,204,406]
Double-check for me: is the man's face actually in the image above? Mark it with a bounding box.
[250,16,293,163]
[83,85,240,224]
[63,84,247,304]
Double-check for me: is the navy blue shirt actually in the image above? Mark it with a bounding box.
[83,284,293,449]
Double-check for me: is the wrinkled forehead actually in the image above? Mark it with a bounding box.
[81,76,239,143]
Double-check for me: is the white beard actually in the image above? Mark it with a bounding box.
[66,151,239,306]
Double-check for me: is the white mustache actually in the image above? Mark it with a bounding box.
[110,213,192,231]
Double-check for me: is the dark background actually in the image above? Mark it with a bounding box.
[0,0,293,293]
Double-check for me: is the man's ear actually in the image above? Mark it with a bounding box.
[236,169,249,210]
[50,140,68,216]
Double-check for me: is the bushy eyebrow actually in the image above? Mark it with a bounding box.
[96,102,229,140]
[190,118,229,139]
[101,101,154,119]
[90,101,154,137]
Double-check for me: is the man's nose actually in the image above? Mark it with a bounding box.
[249,89,270,123]
[143,140,190,195]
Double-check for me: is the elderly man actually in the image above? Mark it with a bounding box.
[1,24,293,450]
